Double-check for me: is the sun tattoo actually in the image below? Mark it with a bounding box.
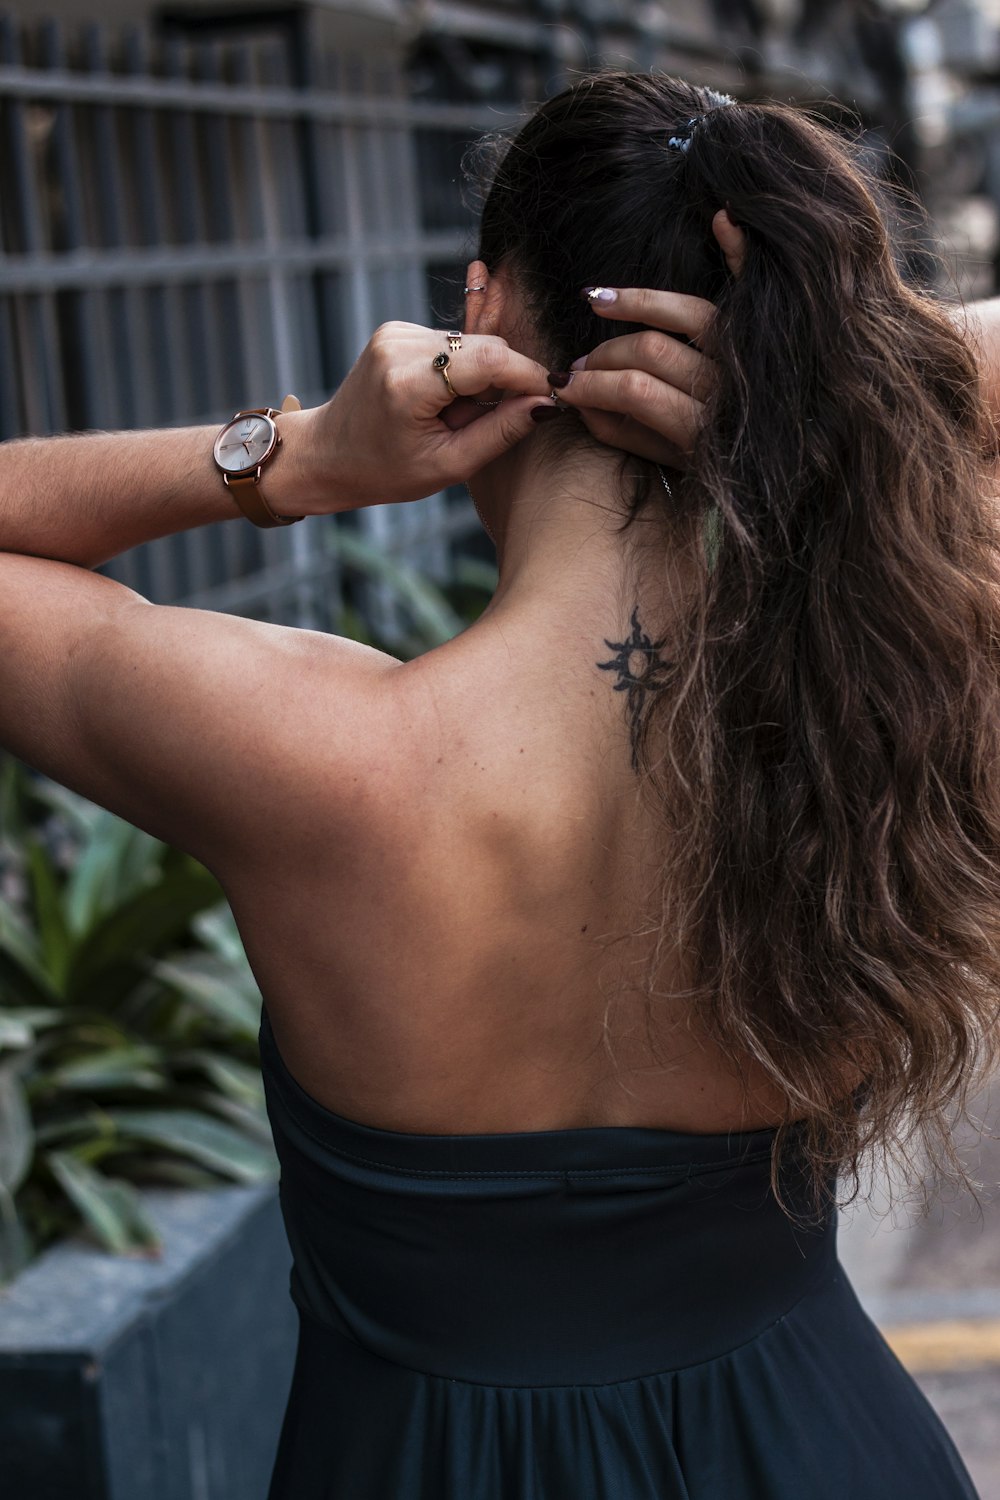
[597,606,673,771]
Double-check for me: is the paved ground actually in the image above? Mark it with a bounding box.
[838,1087,1000,1497]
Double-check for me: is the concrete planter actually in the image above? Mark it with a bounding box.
[0,1185,296,1500]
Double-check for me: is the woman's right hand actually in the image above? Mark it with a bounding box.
[551,211,747,466]
[295,323,553,513]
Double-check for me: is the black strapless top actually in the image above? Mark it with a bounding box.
[259,1005,978,1498]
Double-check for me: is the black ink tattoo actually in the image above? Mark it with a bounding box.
[597,606,673,771]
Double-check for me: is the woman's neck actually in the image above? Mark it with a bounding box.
[471,429,645,611]
[469,428,699,637]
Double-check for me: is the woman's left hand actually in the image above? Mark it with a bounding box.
[549,211,747,467]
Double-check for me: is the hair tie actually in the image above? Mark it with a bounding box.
[667,92,736,154]
[667,118,700,153]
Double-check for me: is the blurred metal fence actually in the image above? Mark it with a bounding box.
[5,0,1000,643]
[0,7,518,638]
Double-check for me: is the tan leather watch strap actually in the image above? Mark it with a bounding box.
[225,395,305,529]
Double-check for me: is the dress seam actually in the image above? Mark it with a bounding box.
[268,1071,775,1180]
[263,1056,773,1182]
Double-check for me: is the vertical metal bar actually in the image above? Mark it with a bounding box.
[143,30,190,429]
[56,27,111,435]
[196,36,245,413]
[162,33,217,421]
[0,294,21,438]
[335,48,401,640]
[161,32,236,605]
[124,25,184,427]
[287,8,344,634]
[0,14,67,433]
[290,6,338,399]
[257,42,301,409]
[218,41,272,595]
[255,34,321,629]
[0,77,25,436]
[387,72,450,584]
[40,17,101,435]
[80,21,146,432]
[228,42,276,400]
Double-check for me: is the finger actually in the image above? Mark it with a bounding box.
[546,368,705,455]
[438,395,564,470]
[562,330,713,401]
[426,335,551,402]
[576,408,683,465]
[582,288,715,348]
[713,209,747,278]
[439,396,492,432]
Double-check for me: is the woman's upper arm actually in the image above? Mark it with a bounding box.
[0,551,401,871]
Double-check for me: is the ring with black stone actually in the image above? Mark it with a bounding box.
[432,351,458,399]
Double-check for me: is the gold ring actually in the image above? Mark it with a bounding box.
[432,351,458,399]
[447,330,462,352]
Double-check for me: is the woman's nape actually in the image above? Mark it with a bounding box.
[457,255,703,630]
[454,202,745,617]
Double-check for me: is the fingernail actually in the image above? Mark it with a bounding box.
[570,355,588,372]
[530,404,565,424]
[579,286,618,305]
[547,370,573,389]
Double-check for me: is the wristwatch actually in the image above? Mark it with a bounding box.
[213,395,305,528]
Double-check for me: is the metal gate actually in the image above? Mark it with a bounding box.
[0,5,520,641]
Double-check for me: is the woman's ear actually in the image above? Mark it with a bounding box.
[462,260,505,336]
[712,210,747,278]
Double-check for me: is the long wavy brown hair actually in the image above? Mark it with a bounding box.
[476,71,1000,1206]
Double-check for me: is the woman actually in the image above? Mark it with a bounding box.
[2,71,997,1497]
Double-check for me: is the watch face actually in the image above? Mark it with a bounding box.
[214,414,276,474]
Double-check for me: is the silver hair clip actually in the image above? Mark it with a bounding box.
[667,93,736,154]
[667,119,700,153]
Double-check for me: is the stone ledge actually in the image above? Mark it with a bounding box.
[0,1184,297,1500]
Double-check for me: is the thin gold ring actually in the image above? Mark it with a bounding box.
[432,351,458,399]
[447,330,462,352]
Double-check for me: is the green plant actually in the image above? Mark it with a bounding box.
[0,541,498,1283]
[327,522,497,658]
[0,759,276,1283]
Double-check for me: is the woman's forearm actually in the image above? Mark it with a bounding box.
[0,409,318,570]
[0,324,561,569]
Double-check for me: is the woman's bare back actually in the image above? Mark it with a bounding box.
[218,602,790,1137]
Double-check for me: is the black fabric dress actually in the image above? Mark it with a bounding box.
[259,1006,979,1499]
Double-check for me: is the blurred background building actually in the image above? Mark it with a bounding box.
[3,0,1000,643]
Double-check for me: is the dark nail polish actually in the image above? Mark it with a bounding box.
[530,405,565,424]
[547,370,573,389]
